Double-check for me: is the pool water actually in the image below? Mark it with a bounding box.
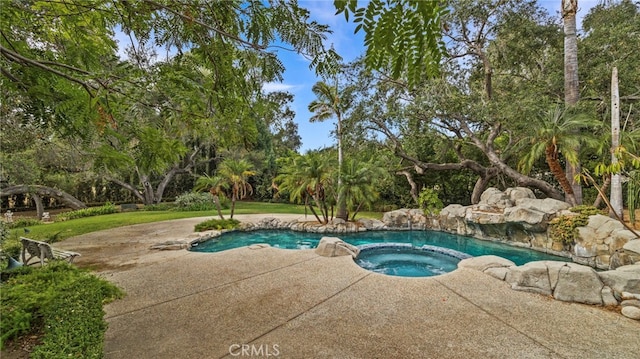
[189,229,569,266]
[355,244,471,277]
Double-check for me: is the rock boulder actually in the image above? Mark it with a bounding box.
[315,237,360,258]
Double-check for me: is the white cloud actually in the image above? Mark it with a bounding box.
[301,0,364,61]
[262,82,300,93]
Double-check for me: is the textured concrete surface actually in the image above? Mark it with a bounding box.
[57,214,640,359]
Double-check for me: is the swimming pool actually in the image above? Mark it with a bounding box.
[355,243,472,277]
[189,229,569,266]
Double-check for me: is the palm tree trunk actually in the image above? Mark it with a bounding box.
[563,0,582,204]
[546,145,576,206]
[230,191,237,219]
[307,191,326,224]
[212,195,225,220]
[610,66,623,219]
[336,114,348,220]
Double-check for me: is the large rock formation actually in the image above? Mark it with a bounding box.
[239,216,385,233]
[382,187,639,269]
[460,256,640,320]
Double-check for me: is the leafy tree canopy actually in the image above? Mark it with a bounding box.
[1,0,342,136]
[334,0,447,86]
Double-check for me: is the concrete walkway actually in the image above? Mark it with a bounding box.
[58,215,639,359]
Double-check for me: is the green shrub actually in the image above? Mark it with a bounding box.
[0,262,123,356]
[549,213,590,246]
[0,221,8,244]
[174,192,217,211]
[56,203,118,221]
[549,206,603,246]
[418,188,443,215]
[7,218,42,228]
[0,221,21,263]
[569,205,603,216]
[194,218,240,232]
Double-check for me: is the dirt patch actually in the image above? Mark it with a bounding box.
[0,324,44,359]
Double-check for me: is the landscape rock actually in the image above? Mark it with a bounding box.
[503,206,548,230]
[621,292,640,300]
[505,261,552,295]
[479,187,513,209]
[623,239,640,256]
[620,299,640,308]
[484,267,511,281]
[506,187,536,202]
[458,255,515,272]
[601,287,619,306]
[516,198,571,214]
[357,218,386,230]
[409,187,637,269]
[586,214,611,230]
[552,263,603,305]
[382,209,410,228]
[598,267,640,295]
[621,306,640,320]
[315,237,360,258]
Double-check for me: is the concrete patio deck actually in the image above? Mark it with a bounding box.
[58,214,639,359]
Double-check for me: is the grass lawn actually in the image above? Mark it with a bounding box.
[8,201,383,244]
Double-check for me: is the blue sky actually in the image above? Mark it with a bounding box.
[267,0,600,153]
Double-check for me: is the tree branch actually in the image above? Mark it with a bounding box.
[142,0,266,51]
[0,45,97,97]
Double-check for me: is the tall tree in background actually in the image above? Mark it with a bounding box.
[562,0,583,204]
[610,67,623,218]
[308,81,350,220]
[217,158,256,219]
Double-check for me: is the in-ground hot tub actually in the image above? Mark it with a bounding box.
[354,243,472,277]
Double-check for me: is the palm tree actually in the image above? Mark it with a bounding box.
[562,0,582,204]
[275,152,332,224]
[217,158,256,219]
[518,107,600,206]
[308,81,349,221]
[194,174,228,219]
[340,159,386,220]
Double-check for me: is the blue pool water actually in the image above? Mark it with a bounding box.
[355,244,472,277]
[189,230,569,266]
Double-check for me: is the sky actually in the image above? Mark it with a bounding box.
[266,0,601,153]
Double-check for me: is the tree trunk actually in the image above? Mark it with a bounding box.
[105,176,145,203]
[32,193,44,219]
[610,66,623,219]
[546,145,577,206]
[593,175,610,209]
[471,169,498,205]
[230,189,237,219]
[563,0,582,204]
[465,129,565,201]
[397,170,419,205]
[306,191,324,224]
[212,195,225,220]
[0,185,87,210]
[336,113,348,221]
